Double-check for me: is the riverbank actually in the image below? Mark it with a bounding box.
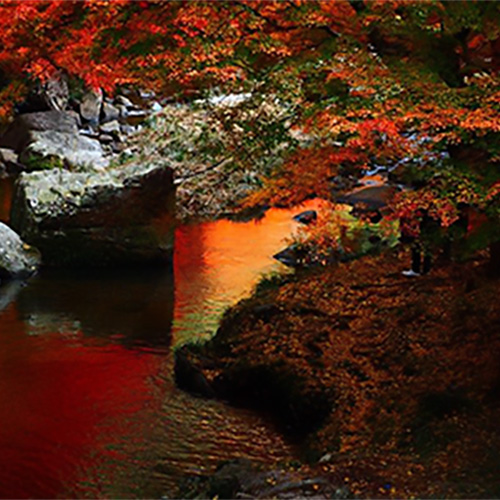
[176,247,500,498]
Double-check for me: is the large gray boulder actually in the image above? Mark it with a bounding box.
[0,111,108,170]
[0,222,41,281]
[10,162,175,266]
[18,130,108,170]
[0,111,78,152]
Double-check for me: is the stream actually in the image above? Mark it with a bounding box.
[0,178,323,498]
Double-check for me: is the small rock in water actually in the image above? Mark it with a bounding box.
[0,223,41,281]
[293,210,317,224]
[273,244,307,268]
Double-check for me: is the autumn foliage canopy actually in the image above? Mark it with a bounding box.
[0,0,499,243]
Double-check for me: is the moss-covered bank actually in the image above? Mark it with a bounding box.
[176,248,500,498]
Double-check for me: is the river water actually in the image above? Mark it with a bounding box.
[0,178,324,498]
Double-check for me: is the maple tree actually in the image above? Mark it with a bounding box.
[0,0,499,260]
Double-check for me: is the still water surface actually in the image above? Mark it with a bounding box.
[0,179,322,498]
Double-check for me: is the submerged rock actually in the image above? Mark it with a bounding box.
[0,222,41,281]
[10,162,175,266]
[177,458,352,499]
[16,266,174,347]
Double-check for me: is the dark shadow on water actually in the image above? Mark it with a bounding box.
[15,265,174,351]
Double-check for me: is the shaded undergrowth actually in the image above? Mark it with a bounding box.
[177,247,500,498]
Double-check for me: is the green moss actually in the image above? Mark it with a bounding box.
[22,152,64,171]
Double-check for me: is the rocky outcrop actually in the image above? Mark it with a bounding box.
[0,86,163,174]
[0,222,41,281]
[10,162,175,266]
[175,308,334,438]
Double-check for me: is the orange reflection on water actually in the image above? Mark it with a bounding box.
[173,199,329,344]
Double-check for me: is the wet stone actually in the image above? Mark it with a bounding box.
[0,222,41,281]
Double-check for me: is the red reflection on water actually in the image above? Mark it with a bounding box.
[0,199,324,498]
[0,304,163,499]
